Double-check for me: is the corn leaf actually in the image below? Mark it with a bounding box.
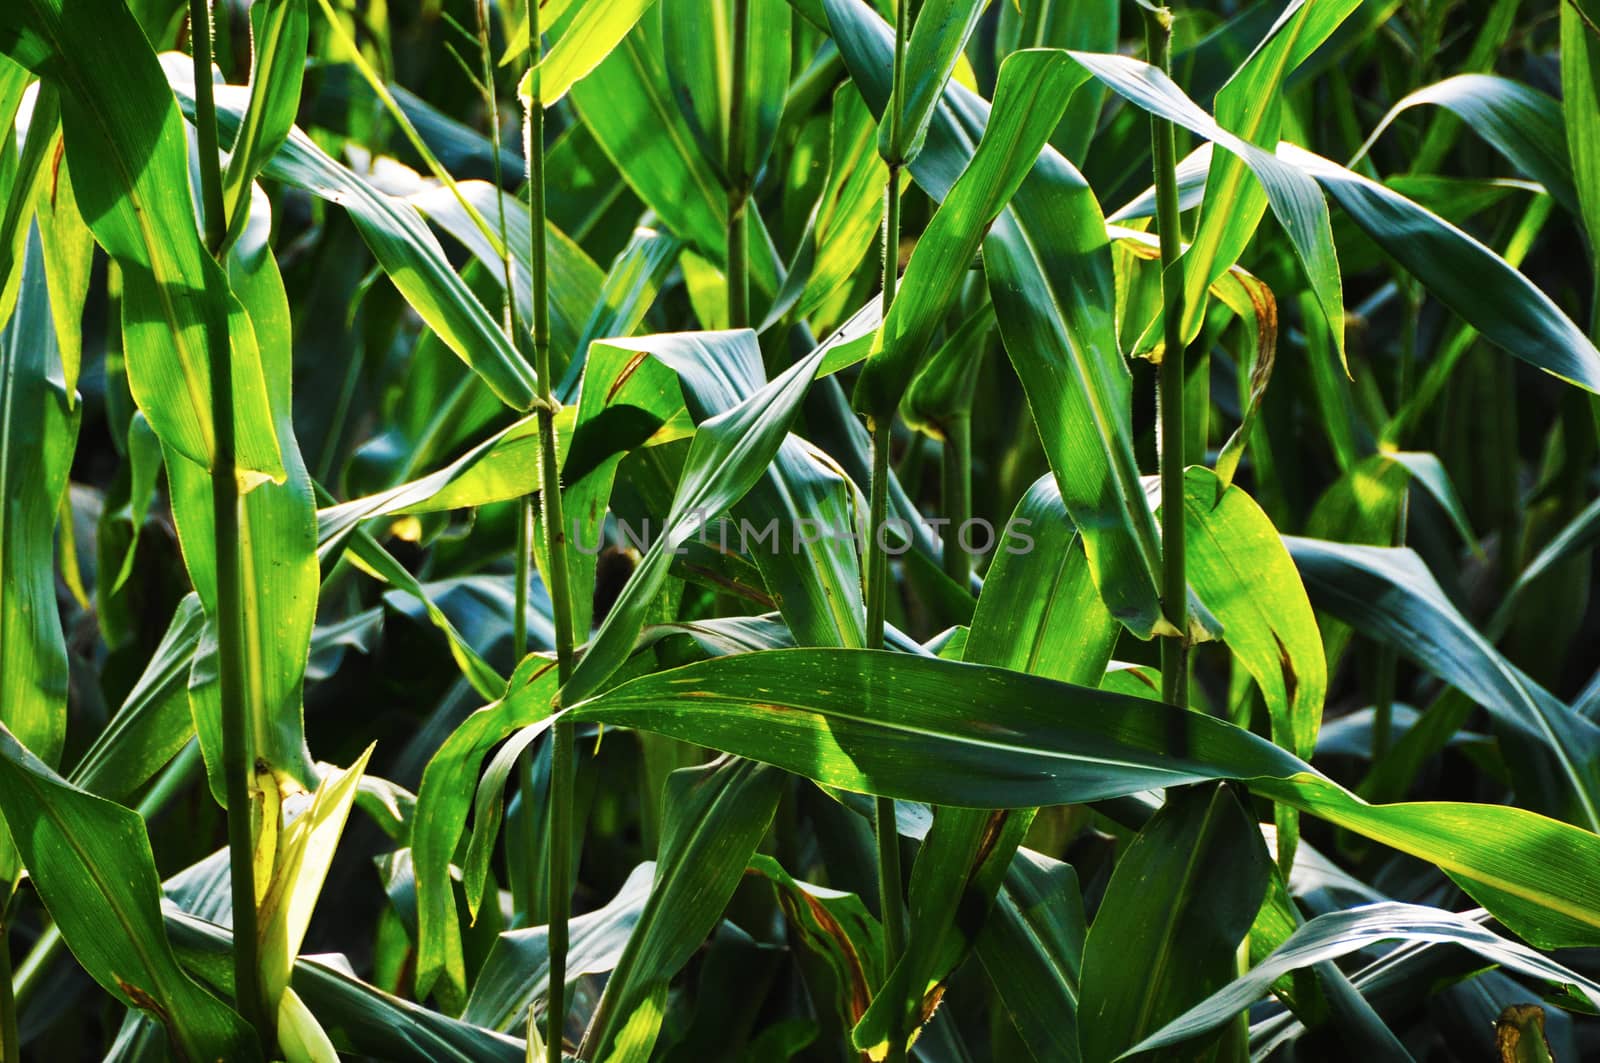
[0,724,260,1061]
[1078,785,1271,1063]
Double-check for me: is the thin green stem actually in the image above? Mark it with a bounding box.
[1146,6,1188,711]
[867,6,910,1060]
[523,5,580,1060]
[940,415,971,586]
[190,0,268,1044]
[726,0,751,331]
[473,0,532,674]
[865,418,905,966]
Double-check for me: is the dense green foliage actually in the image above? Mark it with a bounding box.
[0,0,1598,1058]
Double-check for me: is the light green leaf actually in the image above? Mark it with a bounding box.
[172,222,319,796]
[0,0,285,478]
[220,0,309,252]
[164,69,544,413]
[259,747,375,1008]
[1067,48,1346,366]
[1181,0,1361,354]
[565,647,1600,950]
[524,0,662,107]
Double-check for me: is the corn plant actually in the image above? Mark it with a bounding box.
[1,0,1600,1058]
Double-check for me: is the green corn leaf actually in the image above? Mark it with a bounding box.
[577,756,783,1062]
[561,329,837,702]
[900,300,992,435]
[0,0,285,479]
[219,0,309,251]
[993,0,1117,165]
[164,70,544,413]
[0,723,260,1061]
[69,595,205,802]
[1181,0,1361,354]
[413,659,560,1009]
[172,216,319,796]
[1183,466,1324,870]
[465,862,654,1033]
[163,904,525,1062]
[1067,48,1346,369]
[662,0,790,186]
[822,0,1166,636]
[855,47,1082,416]
[850,480,1116,1055]
[32,117,93,394]
[1562,0,1600,249]
[1354,74,1578,219]
[1078,785,1271,1063]
[751,854,885,1033]
[567,12,782,302]
[561,226,682,398]
[1287,537,1600,830]
[1125,903,1600,1057]
[523,0,662,107]
[884,0,987,165]
[1279,143,1600,394]
[1182,473,1324,757]
[561,647,1600,950]
[973,849,1087,1062]
[406,180,603,378]
[0,227,75,777]
[763,83,890,331]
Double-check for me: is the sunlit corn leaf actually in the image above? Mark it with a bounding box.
[662,0,789,186]
[885,0,986,166]
[567,11,782,302]
[561,328,839,701]
[824,0,1166,637]
[219,0,309,251]
[173,218,320,796]
[524,0,663,107]
[0,226,77,809]
[164,66,545,413]
[763,84,890,332]
[564,648,1600,949]
[0,0,285,478]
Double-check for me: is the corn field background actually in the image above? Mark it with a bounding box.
[0,0,1599,1058]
